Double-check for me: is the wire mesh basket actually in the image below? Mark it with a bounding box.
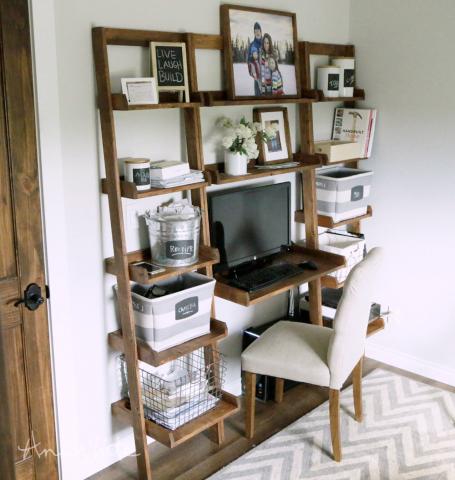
[120,347,225,430]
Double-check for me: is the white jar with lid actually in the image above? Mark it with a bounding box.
[331,57,355,97]
[316,66,340,98]
[124,158,151,191]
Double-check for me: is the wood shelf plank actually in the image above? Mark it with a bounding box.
[366,317,385,337]
[321,276,344,289]
[316,88,365,103]
[112,391,239,448]
[101,178,208,199]
[202,90,317,107]
[215,245,345,307]
[318,154,368,166]
[295,206,373,228]
[105,245,219,284]
[109,319,228,367]
[205,154,320,185]
[110,93,202,110]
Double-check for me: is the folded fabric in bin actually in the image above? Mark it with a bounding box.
[144,393,218,430]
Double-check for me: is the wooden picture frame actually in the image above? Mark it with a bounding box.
[220,4,301,101]
[150,41,190,103]
[254,107,293,164]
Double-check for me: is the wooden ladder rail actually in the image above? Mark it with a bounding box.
[183,105,225,444]
[92,27,152,480]
[299,41,322,326]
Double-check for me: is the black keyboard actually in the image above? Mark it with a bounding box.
[230,262,303,292]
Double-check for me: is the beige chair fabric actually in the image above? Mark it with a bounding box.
[241,247,383,389]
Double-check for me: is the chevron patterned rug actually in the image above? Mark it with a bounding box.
[210,369,455,479]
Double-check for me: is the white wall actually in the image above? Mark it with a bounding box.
[31,1,351,478]
[350,1,455,385]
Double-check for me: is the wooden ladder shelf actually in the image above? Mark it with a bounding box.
[92,25,375,480]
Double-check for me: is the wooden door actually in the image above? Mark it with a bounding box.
[0,0,58,479]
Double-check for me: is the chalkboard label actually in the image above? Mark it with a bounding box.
[154,45,185,87]
[132,167,150,186]
[328,73,340,91]
[165,239,194,259]
[351,185,364,202]
[175,296,199,320]
[344,69,355,87]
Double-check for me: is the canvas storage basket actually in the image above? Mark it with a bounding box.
[116,272,215,352]
[316,167,373,222]
[318,230,366,283]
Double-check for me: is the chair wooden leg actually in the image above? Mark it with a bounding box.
[275,378,284,403]
[244,372,256,439]
[352,357,363,422]
[329,388,342,462]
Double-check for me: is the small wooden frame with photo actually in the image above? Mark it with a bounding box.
[254,107,293,164]
[150,42,190,103]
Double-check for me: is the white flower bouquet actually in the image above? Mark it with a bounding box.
[216,116,276,159]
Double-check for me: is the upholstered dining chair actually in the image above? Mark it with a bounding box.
[241,247,383,462]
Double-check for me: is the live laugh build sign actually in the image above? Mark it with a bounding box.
[150,42,190,102]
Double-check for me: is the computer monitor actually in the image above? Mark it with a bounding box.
[208,182,291,270]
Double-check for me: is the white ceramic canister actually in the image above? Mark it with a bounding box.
[124,158,151,190]
[331,57,355,97]
[316,65,341,98]
[224,151,248,176]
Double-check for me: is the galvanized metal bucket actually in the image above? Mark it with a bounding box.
[144,210,201,267]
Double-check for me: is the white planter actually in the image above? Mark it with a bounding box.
[224,151,248,176]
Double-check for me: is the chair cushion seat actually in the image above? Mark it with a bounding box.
[241,321,333,387]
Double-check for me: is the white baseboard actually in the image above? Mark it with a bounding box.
[366,343,455,388]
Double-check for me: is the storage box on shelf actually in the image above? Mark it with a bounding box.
[314,140,363,164]
[315,167,373,223]
[118,273,216,352]
[317,230,365,287]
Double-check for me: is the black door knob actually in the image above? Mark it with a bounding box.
[14,283,45,311]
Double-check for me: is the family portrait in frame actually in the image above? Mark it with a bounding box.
[221,5,300,100]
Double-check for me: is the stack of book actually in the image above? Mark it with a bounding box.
[149,161,205,188]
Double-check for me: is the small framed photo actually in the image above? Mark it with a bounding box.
[121,77,158,105]
[150,42,190,103]
[220,4,300,100]
[254,107,292,164]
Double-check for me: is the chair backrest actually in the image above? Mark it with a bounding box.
[327,247,384,389]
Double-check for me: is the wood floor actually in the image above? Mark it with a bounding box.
[87,359,454,480]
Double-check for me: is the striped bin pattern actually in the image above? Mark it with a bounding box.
[117,272,215,352]
[316,167,373,223]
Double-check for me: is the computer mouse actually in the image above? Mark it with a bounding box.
[298,260,318,271]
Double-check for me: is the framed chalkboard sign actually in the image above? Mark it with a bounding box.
[150,42,190,103]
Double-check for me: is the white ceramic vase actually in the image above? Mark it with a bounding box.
[224,151,248,176]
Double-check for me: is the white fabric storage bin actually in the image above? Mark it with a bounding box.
[316,167,373,222]
[116,272,215,352]
[318,231,366,283]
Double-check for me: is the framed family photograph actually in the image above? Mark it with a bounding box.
[220,4,300,100]
[254,107,292,164]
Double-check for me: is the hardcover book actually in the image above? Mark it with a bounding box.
[149,160,190,180]
[332,108,377,158]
